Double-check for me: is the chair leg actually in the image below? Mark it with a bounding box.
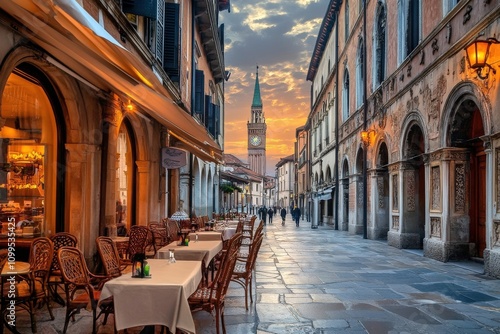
[45,292,55,320]
[92,306,97,334]
[249,276,253,304]
[63,308,71,334]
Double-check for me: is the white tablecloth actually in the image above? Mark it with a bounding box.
[156,240,223,264]
[99,259,202,332]
[196,227,236,241]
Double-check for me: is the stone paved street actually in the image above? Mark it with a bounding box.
[7,215,500,333]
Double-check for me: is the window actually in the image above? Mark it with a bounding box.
[344,0,349,42]
[373,2,387,87]
[443,0,459,16]
[342,68,350,121]
[356,39,364,108]
[397,0,421,64]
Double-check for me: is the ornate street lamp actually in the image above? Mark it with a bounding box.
[464,37,499,79]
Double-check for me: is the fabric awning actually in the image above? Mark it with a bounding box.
[0,0,222,163]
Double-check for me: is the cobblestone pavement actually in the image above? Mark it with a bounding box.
[7,215,500,333]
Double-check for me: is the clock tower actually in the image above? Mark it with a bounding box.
[248,66,267,175]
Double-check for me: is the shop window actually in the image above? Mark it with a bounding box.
[0,69,57,238]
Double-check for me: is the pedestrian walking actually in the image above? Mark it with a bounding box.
[280,207,286,226]
[293,206,301,227]
[267,207,274,224]
[262,206,267,224]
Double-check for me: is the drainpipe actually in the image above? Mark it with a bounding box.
[362,0,368,239]
[334,9,339,231]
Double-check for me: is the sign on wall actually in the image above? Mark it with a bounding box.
[161,147,187,169]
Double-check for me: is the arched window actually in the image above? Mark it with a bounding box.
[342,68,350,121]
[398,0,421,64]
[356,39,364,108]
[373,1,387,88]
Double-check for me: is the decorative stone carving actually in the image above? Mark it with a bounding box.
[378,176,385,209]
[392,216,399,230]
[431,38,439,54]
[497,148,500,213]
[445,24,452,44]
[455,163,466,213]
[392,174,398,211]
[431,217,441,238]
[406,171,416,212]
[495,221,500,247]
[460,57,466,73]
[357,181,364,206]
[407,64,412,78]
[420,50,425,65]
[463,5,472,25]
[431,166,441,211]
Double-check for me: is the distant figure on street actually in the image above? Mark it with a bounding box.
[280,207,287,226]
[262,206,267,224]
[267,207,274,224]
[293,206,301,227]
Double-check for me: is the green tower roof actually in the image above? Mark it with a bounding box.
[251,66,262,108]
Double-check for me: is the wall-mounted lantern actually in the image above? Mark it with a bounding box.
[360,129,375,147]
[464,37,499,79]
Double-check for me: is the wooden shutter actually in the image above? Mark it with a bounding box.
[164,3,180,82]
[155,0,164,63]
[194,70,205,114]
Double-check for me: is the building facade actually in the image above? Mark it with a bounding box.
[306,0,500,278]
[0,0,228,261]
[276,155,295,212]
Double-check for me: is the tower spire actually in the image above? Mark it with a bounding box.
[251,65,262,108]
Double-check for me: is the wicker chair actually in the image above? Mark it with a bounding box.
[188,232,242,334]
[165,218,181,244]
[57,246,113,334]
[4,237,54,333]
[96,236,126,278]
[231,233,264,310]
[148,221,168,248]
[48,232,77,306]
[121,225,149,266]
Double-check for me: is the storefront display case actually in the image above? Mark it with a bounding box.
[0,144,45,238]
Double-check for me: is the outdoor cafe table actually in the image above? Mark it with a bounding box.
[196,227,236,241]
[156,240,222,264]
[156,240,223,282]
[99,259,202,333]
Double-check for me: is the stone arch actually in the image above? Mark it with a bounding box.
[440,81,489,259]
[192,157,202,216]
[400,110,428,161]
[325,165,332,183]
[440,81,492,147]
[371,140,390,239]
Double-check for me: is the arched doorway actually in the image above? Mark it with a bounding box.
[372,141,389,239]
[341,159,349,231]
[448,99,486,258]
[116,118,137,235]
[402,123,426,248]
[0,63,65,237]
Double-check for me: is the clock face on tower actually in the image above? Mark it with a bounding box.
[250,135,262,146]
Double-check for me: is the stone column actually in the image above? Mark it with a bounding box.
[100,96,122,237]
[136,160,151,226]
[65,143,99,260]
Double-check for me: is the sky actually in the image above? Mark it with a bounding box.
[220,0,328,176]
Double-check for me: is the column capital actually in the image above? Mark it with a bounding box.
[135,160,150,173]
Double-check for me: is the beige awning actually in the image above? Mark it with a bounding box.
[0,0,222,163]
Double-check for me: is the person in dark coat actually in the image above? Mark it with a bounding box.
[267,207,274,224]
[293,206,301,227]
[280,207,287,226]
